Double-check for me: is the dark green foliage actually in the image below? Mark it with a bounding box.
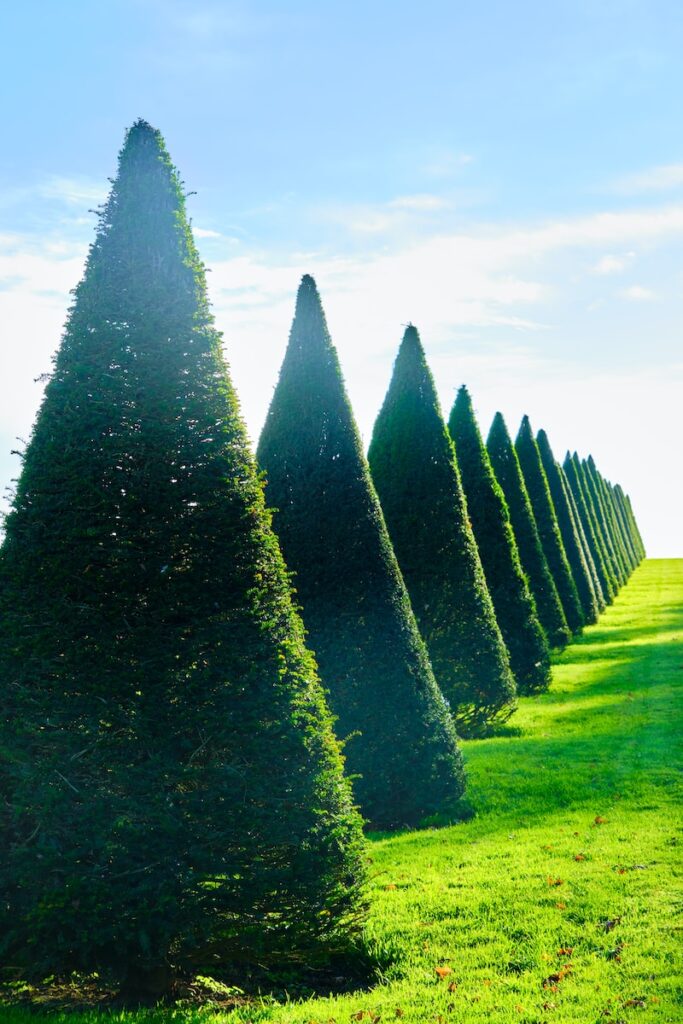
[515,417,584,634]
[258,288,465,826]
[604,477,638,572]
[616,485,645,561]
[367,329,516,733]
[563,453,617,603]
[0,123,367,996]
[581,457,627,587]
[560,462,606,612]
[486,413,571,649]
[536,429,599,625]
[597,467,636,575]
[447,387,550,695]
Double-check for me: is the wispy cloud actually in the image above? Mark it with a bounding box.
[612,163,683,194]
[591,251,635,274]
[619,284,656,301]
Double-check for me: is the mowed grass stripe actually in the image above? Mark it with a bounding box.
[3,558,681,1023]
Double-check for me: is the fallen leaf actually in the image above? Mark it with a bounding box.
[384,884,397,890]
[547,876,564,886]
[515,1005,525,1013]
[557,947,574,956]
[394,1011,404,1019]
[574,854,586,861]
[623,998,646,1008]
[447,982,457,992]
[543,1002,557,1011]
[594,816,608,825]
[435,966,453,979]
[482,979,492,987]
[555,901,567,910]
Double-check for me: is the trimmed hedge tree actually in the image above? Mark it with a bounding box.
[368,328,516,732]
[563,452,617,603]
[0,122,367,1000]
[581,457,626,588]
[559,462,606,612]
[536,429,599,625]
[258,286,465,825]
[448,387,550,695]
[486,412,571,649]
[515,417,584,634]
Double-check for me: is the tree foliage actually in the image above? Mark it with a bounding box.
[0,122,367,998]
[447,387,550,695]
[486,413,570,649]
[536,429,599,625]
[368,329,516,732]
[563,453,617,603]
[515,418,585,635]
[258,289,465,826]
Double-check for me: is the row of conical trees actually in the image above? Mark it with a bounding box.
[0,122,644,999]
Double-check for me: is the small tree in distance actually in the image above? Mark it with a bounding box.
[515,417,585,635]
[536,428,599,625]
[486,412,571,649]
[448,387,550,695]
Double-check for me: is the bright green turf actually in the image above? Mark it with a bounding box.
[3,558,681,1023]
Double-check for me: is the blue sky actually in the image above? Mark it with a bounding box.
[1,0,681,553]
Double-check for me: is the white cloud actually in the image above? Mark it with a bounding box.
[1,196,682,554]
[591,251,635,275]
[613,163,683,194]
[193,226,223,238]
[387,194,450,212]
[619,284,656,301]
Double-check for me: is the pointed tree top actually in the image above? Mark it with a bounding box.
[289,273,330,343]
[517,414,533,440]
[391,323,430,382]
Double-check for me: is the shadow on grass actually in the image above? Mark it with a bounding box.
[0,941,392,1013]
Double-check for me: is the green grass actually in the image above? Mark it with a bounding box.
[3,558,682,1024]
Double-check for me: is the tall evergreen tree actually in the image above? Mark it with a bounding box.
[563,452,617,602]
[616,485,645,561]
[559,462,605,611]
[447,387,550,695]
[515,417,584,634]
[257,284,465,826]
[367,329,516,732]
[581,457,627,587]
[487,413,571,648]
[604,477,638,572]
[0,123,367,999]
[536,429,599,624]
[595,466,636,574]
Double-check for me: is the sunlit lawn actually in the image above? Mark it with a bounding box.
[3,559,681,1023]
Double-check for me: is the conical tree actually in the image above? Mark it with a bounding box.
[604,477,638,572]
[0,123,367,998]
[615,485,645,561]
[536,429,599,624]
[582,457,627,587]
[610,477,643,573]
[560,462,605,612]
[367,329,516,732]
[563,452,617,602]
[486,412,571,648]
[515,417,584,634]
[593,464,638,577]
[447,387,550,695]
[257,285,465,826]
